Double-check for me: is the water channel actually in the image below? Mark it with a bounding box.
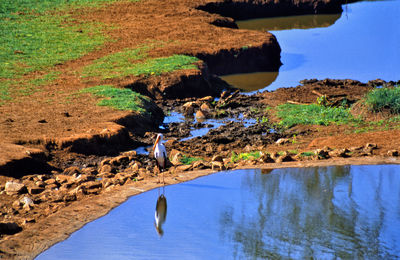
[37,165,400,259]
[221,0,400,92]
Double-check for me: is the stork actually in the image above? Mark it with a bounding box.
[152,133,167,183]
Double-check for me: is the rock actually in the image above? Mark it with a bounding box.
[199,96,214,103]
[36,174,50,181]
[222,158,231,165]
[99,164,113,174]
[35,180,45,188]
[176,164,192,172]
[69,186,84,198]
[212,155,224,162]
[217,144,227,152]
[12,199,22,209]
[205,144,214,153]
[211,161,225,171]
[387,150,399,156]
[5,181,27,195]
[21,196,34,210]
[81,167,98,175]
[130,162,141,172]
[164,139,178,148]
[200,103,212,113]
[56,174,75,184]
[63,193,77,202]
[275,138,290,145]
[76,174,95,184]
[23,218,36,224]
[110,155,130,166]
[276,152,294,163]
[183,101,198,117]
[170,150,183,166]
[138,168,147,177]
[0,222,22,235]
[28,186,45,195]
[97,172,115,179]
[100,158,111,167]
[63,166,82,176]
[80,181,102,190]
[314,149,330,159]
[329,148,349,158]
[46,183,59,190]
[270,152,280,160]
[365,143,378,150]
[121,150,137,159]
[102,179,114,189]
[259,153,274,163]
[220,90,230,99]
[44,178,57,185]
[114,172,130,185]
[193,161,207,169]
[49,191,66,203]
[195,110,207,120]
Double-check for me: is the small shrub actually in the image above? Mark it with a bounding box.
[231,151,261,162]
[364,85,400,114]
[300,151,315,157]
[180,155,202,165]
[276,103,358,128]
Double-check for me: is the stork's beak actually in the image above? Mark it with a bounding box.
[152,135,161,153]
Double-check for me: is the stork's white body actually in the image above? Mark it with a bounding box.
[153,134,167,170]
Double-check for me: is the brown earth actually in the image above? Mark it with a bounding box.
[0,0,284,176]
[1,0,400,259]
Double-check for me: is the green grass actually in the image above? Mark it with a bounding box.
[276,103,358,128]
[80,85,149,112]
[0,0,141,103]
[352,115,400,133]
[231,151,261,162]
[180,155,202,165]
[82,47,199,79]
[364,85,400,114]
[300,151,315,157]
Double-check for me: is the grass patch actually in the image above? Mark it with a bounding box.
[0,4,109,80]
[0,0,142,103]
[352,115,400,133]
[80,85,149,112]
[180,155,202,165]
[231,151,261,162]
[300,151,315,157]
[82,47,199,79]
[364,85,400,114]
[276,103,358,128]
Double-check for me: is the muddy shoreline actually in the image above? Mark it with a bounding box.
[1,158,399,260]
[1,0,400,258]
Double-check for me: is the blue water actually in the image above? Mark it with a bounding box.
[223,0,400,92]
[37,165,400,259]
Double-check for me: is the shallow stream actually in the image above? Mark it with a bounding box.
[37,165,400,259]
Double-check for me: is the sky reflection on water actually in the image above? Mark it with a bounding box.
[222,0,400,92]
[37,165,400,259]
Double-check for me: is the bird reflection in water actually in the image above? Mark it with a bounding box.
[154,186,167,237]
